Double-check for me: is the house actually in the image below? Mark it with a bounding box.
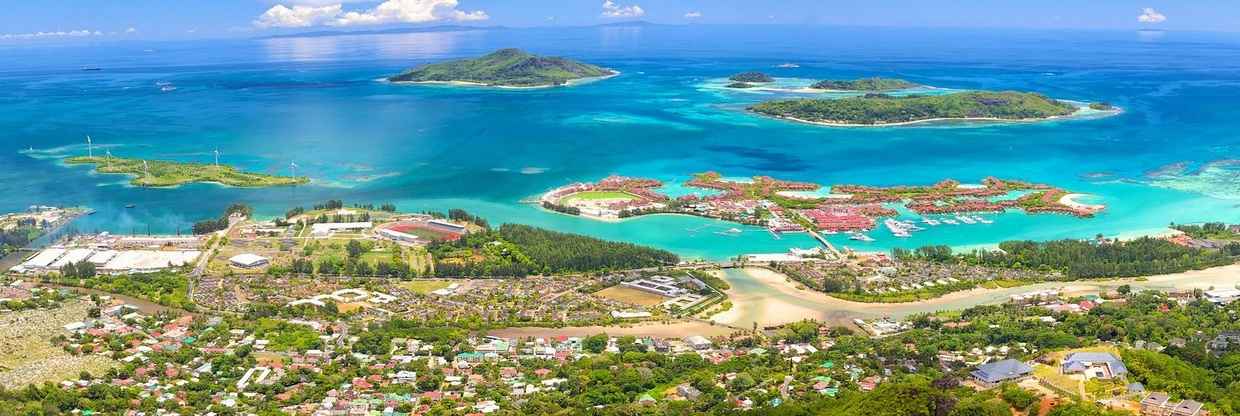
[970,359,1033,388]
[229,253,269,269]
[1208,330,1240,355]
[683,335,712,350]
[1140,392,1206,416]
[676,383,702,401]
[1061,352,1127,380]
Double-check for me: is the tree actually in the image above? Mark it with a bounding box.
[583,334,608,353]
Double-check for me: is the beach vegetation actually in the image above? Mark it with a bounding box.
[728,72,774,82]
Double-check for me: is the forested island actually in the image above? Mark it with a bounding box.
[728,71,774,83]
[387,48,617,88]
[64,156,308,187]
[749,91,1080,126]
[810,77,920,91]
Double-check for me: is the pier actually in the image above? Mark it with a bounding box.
[806,229,842,257]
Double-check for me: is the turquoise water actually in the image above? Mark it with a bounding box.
[2,26,1239,261]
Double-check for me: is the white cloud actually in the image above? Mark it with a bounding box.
[601,0,644,18]
[255,4,342,28]
[0,29,103,40]
[255,0,487,29]
[1138,7,1166,23]
[684,11,701,19]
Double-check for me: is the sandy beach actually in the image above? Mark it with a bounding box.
[712,264,1240,328]
[1058,193,1106,211]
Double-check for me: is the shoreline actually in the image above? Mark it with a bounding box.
[387,70,620,90]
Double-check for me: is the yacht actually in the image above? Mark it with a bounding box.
[848,232,875,242]
[955,215,977,224]
[942,219,959,225]
[975,216,994,224]
[921,218,941,226]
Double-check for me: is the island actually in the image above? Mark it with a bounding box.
[387,48,617,88]
[749,91,1079,126]
[539,172,1103,240]
[725,82,757,89]
[64,155,309,187]
[1089,101,1116,110]
[728,71,774,83]
[810,77,920,91]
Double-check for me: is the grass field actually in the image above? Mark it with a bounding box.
[595,285,668,306]
[399,279,453,294]
[560,190,638,204]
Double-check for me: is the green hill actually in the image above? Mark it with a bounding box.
[388,48,615,87]
[810,77,920,91]
[750,91,1078,126]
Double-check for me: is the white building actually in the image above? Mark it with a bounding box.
[1205,289,1240,305]
[621,277,689,298]
[229,253,270,269]
[310,222,372,237]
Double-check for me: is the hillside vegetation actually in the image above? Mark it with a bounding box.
[388,48,614,87]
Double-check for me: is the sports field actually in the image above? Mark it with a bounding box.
[595,285,667,306]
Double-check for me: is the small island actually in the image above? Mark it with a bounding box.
[725,82,757,89]
[810,77,920,91]
[387,48,617,88]
[749,91,1079,126]
[65,156,309,188]
[728,71,774,83]
[1089,102,1116,111]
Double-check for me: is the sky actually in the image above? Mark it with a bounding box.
[0,0,1225,42]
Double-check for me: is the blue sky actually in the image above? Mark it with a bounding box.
[0,1,1221,41]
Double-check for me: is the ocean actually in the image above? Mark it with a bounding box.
[2,25,1238,260]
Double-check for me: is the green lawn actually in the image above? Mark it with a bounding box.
[560,190,638,203]
[399,279,453,294]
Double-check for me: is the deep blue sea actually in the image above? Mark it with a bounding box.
[2,25,1239,260]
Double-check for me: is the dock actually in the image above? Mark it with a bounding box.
[806,229,842,258]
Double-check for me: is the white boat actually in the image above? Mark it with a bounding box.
[955,215,977,224]
[848,232,875,242]
[922,218,941,226]
[942,219,959,225]
[974,216,994,224]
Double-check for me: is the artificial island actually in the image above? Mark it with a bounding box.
[64,155,308,187]
[541,173,1104,240]
[387,48,618,88]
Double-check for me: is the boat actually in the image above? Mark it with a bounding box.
[955,215,977,224]
[81,66,102,71]
[921,218,941,226]
[160,85,177,92]
[942,219,959,225]
[776,63,800,68]
[848,233,875,242]
[975,216,994,224]
[124,204,136,208]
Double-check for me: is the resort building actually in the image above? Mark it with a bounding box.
[229,254,270,269]
[621,276,690,298]
[1140,393,1206,416]
[1061,352,1128,380]
[309,222,373,237]
[970,359,1033,388]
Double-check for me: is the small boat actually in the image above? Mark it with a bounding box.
[124,204,136,208]
[849,233,875,242]
[921,218,941,226]
[776,63,800,68]
[81,66,102,71]
[160,85,177,92]
[955,215,977,224]
[942,219,959,225]
[727,227,742,234]
[822,230,838,235]
[975,216,994,224]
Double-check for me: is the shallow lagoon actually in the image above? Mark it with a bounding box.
[2,25,1239,260]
